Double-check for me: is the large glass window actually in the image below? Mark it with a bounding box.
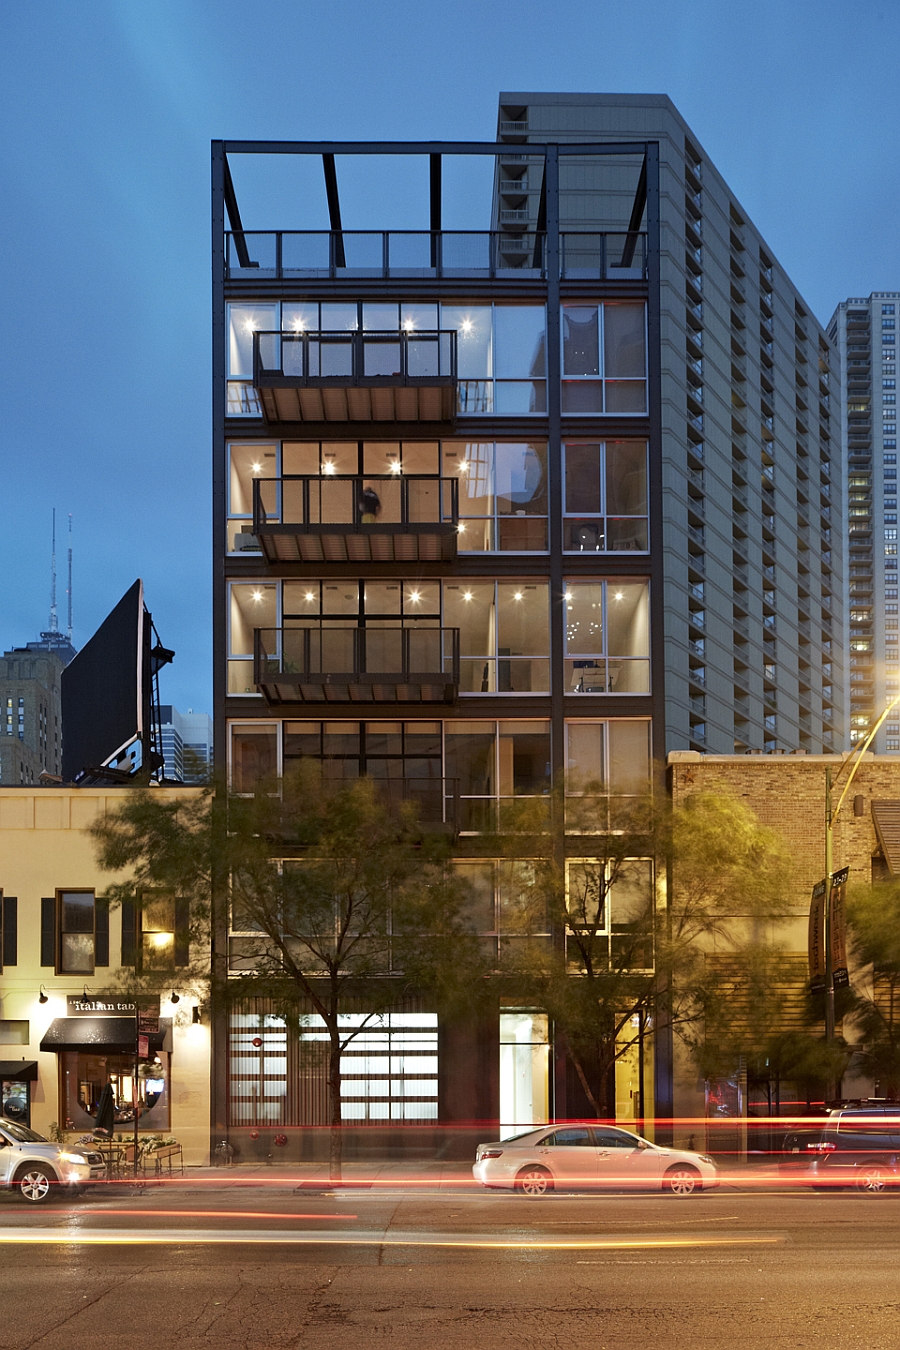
[561,302,647,414]
[443,581,549,693]
[226,303,276,416]
[440,304,546,414]
[564,441,648,551]
[447,442,548,551]
[229,723,279,793]
[228,583,277,695]
[565,719,652,830]
[444,720,551,832]
[227,443,278,553]
[61,1051,170,1133]
[564,580,650,693]
[454,861,550,965]
[565,859,654,970]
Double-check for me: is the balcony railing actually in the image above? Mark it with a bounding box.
[227,231,546,279]
[225,229,648,281]
[252,329,457,425]
[252,474,459,564]
[254,623,460,705]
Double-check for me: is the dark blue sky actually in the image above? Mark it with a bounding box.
[2,0,897,713]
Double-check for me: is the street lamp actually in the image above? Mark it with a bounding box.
[822,689,900,1046]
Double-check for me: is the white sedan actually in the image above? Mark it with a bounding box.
[473,1123,719,1196]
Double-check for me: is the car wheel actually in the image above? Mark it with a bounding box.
[15,1166,57,1204]
[664,1165,701,1196]
[856,1165,890,1194]
[515,1166,553,1197]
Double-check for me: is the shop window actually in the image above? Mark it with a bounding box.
[564,579,650,693]
[561,302,647,414]
[446,442,548,551]
[499,1010,549,1138]
[60,1051,170,1134]
[563,441,648,552]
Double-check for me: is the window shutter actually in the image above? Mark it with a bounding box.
[95,903,109,967]
[2,896,17,967]
[41,897,56,967]
[174,897,190,967]
[121,900,136,966]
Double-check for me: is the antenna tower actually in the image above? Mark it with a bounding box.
[66,514,73,641]
[49,508,58,632]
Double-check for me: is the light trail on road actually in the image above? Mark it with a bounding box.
[0,1227,785,1250]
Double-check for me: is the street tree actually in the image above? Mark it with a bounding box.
[496,790,795,1119]
[90,768,486,1178]
[846,879,900,1095]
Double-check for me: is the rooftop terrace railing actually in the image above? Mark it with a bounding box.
[226,230,648,281]
[227,231,546,279]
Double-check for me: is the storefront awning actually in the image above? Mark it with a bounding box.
[0,1061,39,1082]
[40,1018,171,1054]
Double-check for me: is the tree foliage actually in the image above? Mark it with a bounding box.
[847,880,900,1095]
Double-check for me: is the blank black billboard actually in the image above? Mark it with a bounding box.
[62,580,147,781]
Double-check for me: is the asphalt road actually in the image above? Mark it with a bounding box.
[1,1181,899,1349]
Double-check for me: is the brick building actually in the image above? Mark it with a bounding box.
[668,751,900,1132]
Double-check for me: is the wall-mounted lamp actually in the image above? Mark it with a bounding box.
[192,1005,202,1025]
[170,992,180,1005]
[38,986,49,1005]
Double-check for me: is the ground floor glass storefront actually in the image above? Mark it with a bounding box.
[58,1051,170,1133]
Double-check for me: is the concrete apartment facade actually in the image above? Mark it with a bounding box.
[829,292,900,753]
[497,94,843,755]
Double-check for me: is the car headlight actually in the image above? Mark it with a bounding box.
[59,1151,88,1166]
[697,1155,715,1165]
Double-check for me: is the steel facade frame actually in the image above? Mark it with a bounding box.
[212,136,660,1137]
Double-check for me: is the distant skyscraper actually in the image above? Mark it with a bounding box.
[0,639,72,785]
[829,292,900,751]
[158,706,213,783]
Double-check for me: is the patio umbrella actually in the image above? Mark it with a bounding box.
[93,1082,115,1138]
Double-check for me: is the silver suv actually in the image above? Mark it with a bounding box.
[0,1120,105,1203]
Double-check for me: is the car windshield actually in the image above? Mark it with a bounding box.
[0,1121,49,1144]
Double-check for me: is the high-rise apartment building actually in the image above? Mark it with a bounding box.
[158,705,213,783]
[0,633,74,786]
[829,292,900,751]
[212,94,842,1143]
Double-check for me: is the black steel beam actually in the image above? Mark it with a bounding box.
[222,152,253,269]
[533,163,547,270]
[221,140,651,157]
[621,154,647,268]
[430,154,442,267]
[322,154,345,269]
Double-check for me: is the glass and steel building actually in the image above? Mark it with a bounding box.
[829,293,900,751]
[211,94,843,1144]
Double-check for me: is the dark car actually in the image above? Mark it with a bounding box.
[779,1103,900,1193]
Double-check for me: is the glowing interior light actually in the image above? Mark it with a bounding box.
[458,523,466,533]
[403,318,415,332]
[243,319,258,334]
[323,462,336,475]
[251,462,262,473]
[389,461,402,474]
[304,592,315,602]
[463,591,473,602]
[458,460,469,472]
[513,592,523,601]
[614,592,624,601]
[461,319,473,334]
[251,590,263,602]
[409,590,421,604]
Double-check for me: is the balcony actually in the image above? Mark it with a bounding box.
[559,232,648,279]
[226,231,546,279]
[252,330,457,425]
[252,474,459,564]
[254,622,460,705]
